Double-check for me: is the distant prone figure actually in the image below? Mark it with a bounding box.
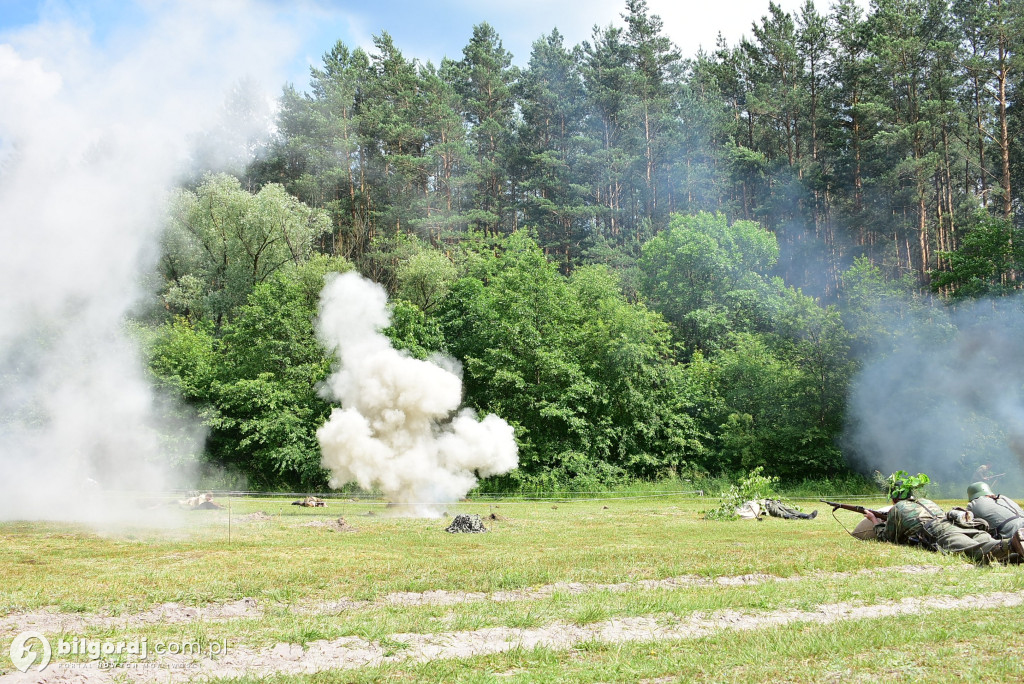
[736,499,817,520]
[180,492,224,510]
[292,496,326,507]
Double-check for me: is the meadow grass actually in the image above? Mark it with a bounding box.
[0,495,934,611]
[1,495,1021,681]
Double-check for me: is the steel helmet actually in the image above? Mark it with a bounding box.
[967,481,993,501]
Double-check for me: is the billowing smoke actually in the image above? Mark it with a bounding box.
[0,2,304,521]
[845,295,1024,494]
[316,272,518,516]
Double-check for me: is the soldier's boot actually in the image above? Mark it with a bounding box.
[1011,529,1024,559]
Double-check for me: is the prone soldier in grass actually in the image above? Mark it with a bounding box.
[966,481,1024,540]
[736,499,817,520]
[860,471,1024,564]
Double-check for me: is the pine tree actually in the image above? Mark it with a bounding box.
[269,41,371,258]
[419,60,473,240]
[518,29,590,270]
[359,33,429,238]
[621,0,684,227]
[452,23,520,235]
[581,24,636,241]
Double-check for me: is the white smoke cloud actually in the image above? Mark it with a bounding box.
[846,295,1024,494]
[0,1,307,522]
[316,272,518,516]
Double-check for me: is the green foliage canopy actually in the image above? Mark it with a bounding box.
[160,173,329,326]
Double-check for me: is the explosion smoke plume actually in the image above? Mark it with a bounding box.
[0,2,303,522]
[316,272,518,516]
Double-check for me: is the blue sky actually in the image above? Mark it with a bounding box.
[0,0,867,93]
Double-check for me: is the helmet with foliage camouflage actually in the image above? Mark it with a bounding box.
[967,481,993,501]
[886,471,930,501]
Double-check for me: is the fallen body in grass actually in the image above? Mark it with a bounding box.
[179,492,224,510]
[292,496,326,507]
[735,499,817,520]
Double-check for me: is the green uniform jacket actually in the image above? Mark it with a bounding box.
[874,498,944,546]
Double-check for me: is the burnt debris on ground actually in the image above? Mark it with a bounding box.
[446,514,488,533]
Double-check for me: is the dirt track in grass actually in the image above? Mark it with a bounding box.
[0,564,953,637]
[5,588,1022,683]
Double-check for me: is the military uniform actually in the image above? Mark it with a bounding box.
[967,494,1024,540]
[763,499,817,519]
[735,499,817,520]
[874,497,1018,564]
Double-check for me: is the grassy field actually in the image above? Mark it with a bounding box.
[1,494,1022,682]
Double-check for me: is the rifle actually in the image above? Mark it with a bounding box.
[820,499,889,521]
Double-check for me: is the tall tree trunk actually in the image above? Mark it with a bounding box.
[997,41,1012,218]
[973,75,988,206]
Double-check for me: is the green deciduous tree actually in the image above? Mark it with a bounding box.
[149,257,351,489]
[439,231,703,485]
[204,270,333,488]
[569,264,705,476]
[638,212,778,353]
[932,211,1024,297]
[161,173,329,327]
[395,249,457,313]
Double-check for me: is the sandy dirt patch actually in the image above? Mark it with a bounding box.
[0,599,261,638]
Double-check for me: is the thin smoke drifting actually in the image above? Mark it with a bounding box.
[0,2,302,521]
[316,272,518,516]
[845,295,1024,492]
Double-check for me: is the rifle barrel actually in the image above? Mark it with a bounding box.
[819,499,888,520]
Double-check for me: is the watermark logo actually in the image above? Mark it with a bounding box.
[10,631,52,672]
[8,633,227,672]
